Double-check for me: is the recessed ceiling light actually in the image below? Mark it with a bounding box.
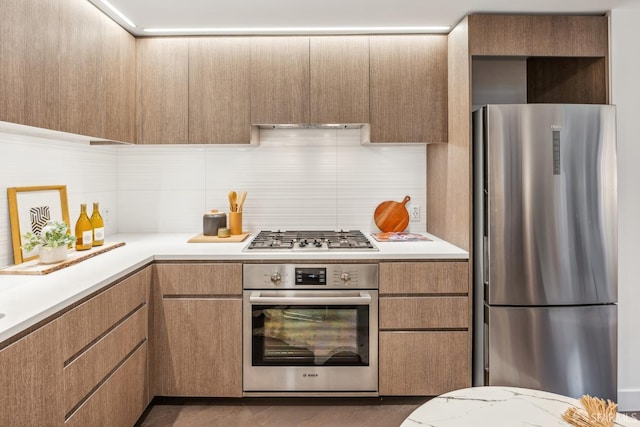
[142,26,450,35]
[98,0,136,28]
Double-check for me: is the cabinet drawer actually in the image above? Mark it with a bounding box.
[60,267,150,361]
[379,296,468,329]
[156,263,242,296]
[379,331,469,396]
[64,305,147,416]
[380,261,468,294]
[65,341,147,427]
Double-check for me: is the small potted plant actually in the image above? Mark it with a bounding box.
[21,221,76,264]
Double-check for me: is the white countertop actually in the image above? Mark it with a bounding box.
[401,386,639,426]
[0,232,467,344]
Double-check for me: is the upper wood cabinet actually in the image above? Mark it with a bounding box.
[137,38,189,144]
[101,14,136,143]
[251,37,310,124]
[468,15,608,57]
[59,0,103,138]
[310,36,370,124]
[189,38,251,144]
[370,35,448,143]
[0,0,60,129]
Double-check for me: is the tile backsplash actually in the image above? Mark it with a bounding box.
[0,127,426,267]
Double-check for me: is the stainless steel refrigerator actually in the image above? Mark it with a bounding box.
[472,104,617,401]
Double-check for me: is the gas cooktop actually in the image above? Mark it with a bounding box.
[244,230,378,251]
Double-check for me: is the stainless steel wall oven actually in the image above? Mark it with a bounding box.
[243,263,378,396]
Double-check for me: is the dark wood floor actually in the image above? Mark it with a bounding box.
[136,397,431,427]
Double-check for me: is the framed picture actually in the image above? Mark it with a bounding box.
[8,185,71,264]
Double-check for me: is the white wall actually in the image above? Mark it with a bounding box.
[117,128,426,234]
[611,5,640,411]
[0,128,426,267]
[0,132,118,268]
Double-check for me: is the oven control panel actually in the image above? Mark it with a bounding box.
[243,264,378,290]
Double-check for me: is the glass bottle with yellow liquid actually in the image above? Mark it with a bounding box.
[90,202,104,246]
[75,204,93,251]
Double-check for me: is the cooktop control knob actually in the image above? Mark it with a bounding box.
[340,272,351,283]
[270,272,281,284]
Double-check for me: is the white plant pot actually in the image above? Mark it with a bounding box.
[39,245,68,264]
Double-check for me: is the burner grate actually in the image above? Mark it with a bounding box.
[245,230,377,251]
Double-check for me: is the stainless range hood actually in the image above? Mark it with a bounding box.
[253,123,366,129]
[250,123,371,144]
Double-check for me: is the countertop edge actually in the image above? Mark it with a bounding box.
[0,232,468,345]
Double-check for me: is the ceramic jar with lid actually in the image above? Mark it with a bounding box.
[203,210,227,236]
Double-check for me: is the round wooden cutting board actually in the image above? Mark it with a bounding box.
[374,195,411,232]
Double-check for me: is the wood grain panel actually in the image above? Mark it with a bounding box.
[468,15,608,57]
[156,263,242,295]
[379,331,469,396]
[0,319,64,426]
[379,297,468,329]
[65,342,148,427]
[101,14,136,143]
[310,36,369,124]
[64,305,147,415]
[527,57,607,104]
[0,0,59,129]
[59,0,103,137]
[427,17,472,252]
[159,299,242,397]
[380,261,468,294]
[0,0,25,125]
[250,37,310,124]
[189,37,251,144]
[60,267,150,361]
[370,35,448,143]
[138,38,189,144]
[0,0,60,129]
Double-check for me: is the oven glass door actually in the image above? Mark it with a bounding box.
[249,291,371,367]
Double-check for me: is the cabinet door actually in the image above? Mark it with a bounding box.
[137,38,189,144]
[101,14,136,143]
[59,0,103,138]
[379,331,469,396]
[0,320,64,426]
[310,36,369,124]
[0,0,59,129]
[159,299,242,397]
[370,35,448,143]
[251,37,310,124]
[189,38,251,144]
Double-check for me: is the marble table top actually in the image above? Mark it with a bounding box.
[401,386,640,426]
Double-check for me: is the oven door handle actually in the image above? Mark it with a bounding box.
[249,291,372,305]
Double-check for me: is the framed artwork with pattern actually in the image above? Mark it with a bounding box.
[8,185,70,264]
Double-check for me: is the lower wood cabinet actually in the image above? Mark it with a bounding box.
[154,263,243,397]
[159,298,242,396]
[61,266,151,425]
[378,261,470,396]
[0,320,64,426]
[379,331,469,396]
[65,342,148,427]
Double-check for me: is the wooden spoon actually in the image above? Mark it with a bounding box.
[237,191,247,212]
[228,191,237,212]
